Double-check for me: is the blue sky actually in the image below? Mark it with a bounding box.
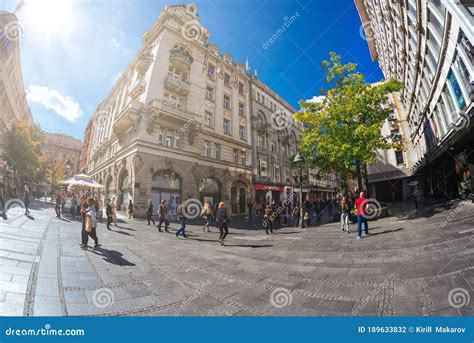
[1,0,383,141]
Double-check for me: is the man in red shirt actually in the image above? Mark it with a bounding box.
[354,191,369,239]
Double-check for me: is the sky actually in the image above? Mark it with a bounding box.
[1,0,384,141]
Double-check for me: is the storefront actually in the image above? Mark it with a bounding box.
[151,170,182,217]
[199,177,221,207]
[254,184,285,205]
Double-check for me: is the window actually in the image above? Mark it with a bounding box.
[207,65,215,79]
[241,151,246,165]
[224,73,230,87]
[239,125,246,140]
[395,151,405,165]
[165,131,173,147]
[158,129,165,145]
[223,94,230,109]
[271,141,276,152]
[215,143,221,159]
[257,134,264,147]
[205,111,213,127]
[234,149,239,164]
[174,132,180,148]
[259,160,268,177]
[239,102,245,116]
[223,119,230,134]
[206,86,214,101]
[205,141,211,157]
[238,82,244,95]
[257,92,261,102]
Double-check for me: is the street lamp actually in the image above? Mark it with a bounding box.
[293,152,306,229]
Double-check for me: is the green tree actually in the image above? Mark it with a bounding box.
[295,52,404,191]
[2,120,45,184]
[44,157,65,192]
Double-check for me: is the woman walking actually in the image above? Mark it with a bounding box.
[111,196,118,226]
[216,202,229,246]
[82,197,99,249]
[292,204,300,228]
[128,199,134,219]
[263,204,273,234]
[175,201,187,238]
[105,199,113,230]
[23,185,30,215]
[340,196,350,234]
[201,200,214,232]
[145,199,155,225]
[157,199,170,232]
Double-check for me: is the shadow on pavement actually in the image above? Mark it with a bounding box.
[91,247,136,266]
[25,214,35,220]
[369,228,404,236]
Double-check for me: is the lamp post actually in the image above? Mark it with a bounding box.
[293,152,306,229]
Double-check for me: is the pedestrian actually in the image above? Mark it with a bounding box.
[23,185,30,215]
[303,212,310,227]
[201,200,213,232]
[340,196,350,234]
[0,183,5,214]
[247,199,253,221]
[354,191,369,240]
[263,204,273,234]
[128,199,134,219]
[111,196,118,226]
[175,201,187,238]
[55,191,61,218]
[315,198,322,225]
[105,199,113,230]
[81,197,99,249]
[157,199,170,232]
[412,187,419,210]
[292,204,300,228]
[145,199,155,225]
[216,202,230,246]
[60,191,66,215]
[70,194,77,219]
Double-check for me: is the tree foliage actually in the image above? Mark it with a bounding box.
[2,120,45,182]
[294,52,404,184]
[44,157,65,190]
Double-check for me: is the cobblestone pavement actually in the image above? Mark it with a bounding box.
[0,200,472,316]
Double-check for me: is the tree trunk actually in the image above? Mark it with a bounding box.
[356,161,363,192]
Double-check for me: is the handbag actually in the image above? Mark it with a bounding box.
[85,216,93,233]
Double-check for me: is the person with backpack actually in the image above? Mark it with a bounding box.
[145,199,155,225]
[216,202,230,246]
[354,191,369,240]
[176,201,187,238]
[157,199,170,232]
[201,200,214,232]
[81,197,99,249]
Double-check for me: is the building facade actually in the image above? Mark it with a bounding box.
[43,132,83,178]
[356,0,473,199]
[0,11,33,187]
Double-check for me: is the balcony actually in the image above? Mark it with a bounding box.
[169,47,193,69]
[149,99,197,124]
[113,100,143,135]
[164,75,191,95]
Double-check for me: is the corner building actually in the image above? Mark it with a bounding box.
[84,3,302,215]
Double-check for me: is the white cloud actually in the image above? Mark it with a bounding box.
[26,85,81,122]
[110,38,121,47]
[307,95,325,103]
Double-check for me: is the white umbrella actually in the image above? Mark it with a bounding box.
[59,174,105,189]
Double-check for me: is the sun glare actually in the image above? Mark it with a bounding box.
[22,0,76,37]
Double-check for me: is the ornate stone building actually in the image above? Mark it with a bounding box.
[356,0,473,198]
[0,11,33,187]
[43,132,83,178]
[84,3,289,215]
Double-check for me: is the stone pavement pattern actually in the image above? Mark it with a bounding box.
[0,201,472,316]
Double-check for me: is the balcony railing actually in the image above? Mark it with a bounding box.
[169,48,193,68]
[149,99,196,123]
[164,75,191,95]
